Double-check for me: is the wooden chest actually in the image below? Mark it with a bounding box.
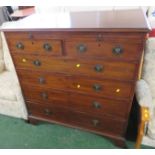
[3,9,150,147]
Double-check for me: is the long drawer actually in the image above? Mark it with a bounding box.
[27,102,126,135]
[17,70,134,100]
[12,54,138,81]
[22,85,130,118]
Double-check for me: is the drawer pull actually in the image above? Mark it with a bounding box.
[43,43,52,51]
[93,84,102,92]
[28,33,33,39]
[38,77,45,84]
[113,46,123,55]
[41,92,48,99]
[33,60,41,66]
[94,64,103,72]
[77,44,87,53]
[44,109,52,116]
[16,42,24,49]
[92,119,99,127]
[96,34,102,42]
[92,101,101,109]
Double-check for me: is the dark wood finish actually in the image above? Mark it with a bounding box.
[27,102,126,135]
[3,9,150,148]
[2,9,150,32]
[22,85,130,119]
[65,39,142,61]
[16,70,134,100]
[12,56,138,81]
[8,39,63,56]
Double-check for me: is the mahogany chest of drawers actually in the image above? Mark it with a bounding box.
[3,9,150,147]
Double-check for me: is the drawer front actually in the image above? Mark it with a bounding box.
[69,94,130,119]
[12,54,137,81]
[65,40,142,60]
[69,77,133,100]
[22,85,69,107]
[17,70,133,100]
[28,102,126,135]
[17,70,68,90]
[8,39,62,56]
[22,85,129,118]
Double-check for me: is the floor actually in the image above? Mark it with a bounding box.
[0,114,153,149]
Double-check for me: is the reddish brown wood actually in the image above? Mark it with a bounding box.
[12,56,138,81]
[22,85,130,119]
[27,102,126,135]
[2,9,150,32]
[16,69,134,100]
[8,39,63,56]
[3,9,150,148]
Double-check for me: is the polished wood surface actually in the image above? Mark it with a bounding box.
[3,9,149,148]
[2,9,150,32]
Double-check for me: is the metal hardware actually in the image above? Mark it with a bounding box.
[22,58,27,63]
[92,119,99,127]
[94,64,103,72]
[77,44,87,53]
[16,42,24,49]
[116,88,120,93]
[96,34,102,42]
[93,84,102,91]
[33,60,41,66]
[44,109,52,116]
[41,92,48,99]
[76,64,81,68]
[43,43,52,51]
[112,46,123,55]
[92,101,101,109]
[77,84,81,88]
[28,33,33,39]
[38,77,45,84]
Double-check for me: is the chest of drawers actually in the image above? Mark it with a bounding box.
[3,9,150,147]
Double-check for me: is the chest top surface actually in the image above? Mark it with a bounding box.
[1,9,150,32]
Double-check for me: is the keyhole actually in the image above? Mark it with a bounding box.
[98,43,101,47]
[31,42,34,45]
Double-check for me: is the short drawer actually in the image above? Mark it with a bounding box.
[12,54,138,81]
[69,93,130,119]
[22,85,130,119]
[17,70,68,90]
[22,85,69,107]
[65,40,142,60]
[8,39,63,56]
[69,76,134,100]
[27,102,126,135]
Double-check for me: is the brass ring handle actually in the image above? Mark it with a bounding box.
[92,101,101,109]
[41,92,48,99]
[43,43,52,51]
[93,84,102,92]
[38,77,45,84]
[16,42,24,49]
[77,44,87,53]
[113,46,123,55]
[92,119,99,127]
[44,109,52,116]
[94,64,103,72]
[33,60,41,66]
